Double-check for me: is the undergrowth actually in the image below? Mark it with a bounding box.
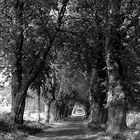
[0,113,48,140]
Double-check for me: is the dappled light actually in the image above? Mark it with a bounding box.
[25,118,110,140]
[1,0,140,140]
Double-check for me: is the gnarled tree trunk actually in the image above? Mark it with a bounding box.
[107,105,126,133]
[105,0,126,133]
[11,91,26,124]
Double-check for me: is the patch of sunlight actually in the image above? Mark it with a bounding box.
[26,135,111,140]
[71,106,85,117]
[24,112,46,122]
[37,134,109,140]
[24,112,39,121]
[51,122,69,127]
[27,134,99,140]
[0,106,11,113]
[45,127,80,132]
[127,111,140,129]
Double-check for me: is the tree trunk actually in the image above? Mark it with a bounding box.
[64,104,69,118]
[88,108,95,123]
[49,101,57,123]
[107,105,126,133]
[37,86,41,122]
[105,0,126,133]
[96,26,108,125]
[96,94,108,125]
[45,101,51,123]
[56,107,61,120]
[97,92,108,125]
[98,105,108,125]
[11,0,24,124]
[11,91,26,124]
[60,105,65,119]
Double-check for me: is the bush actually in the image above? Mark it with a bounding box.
[17,121,44,135]
[0,120,15,133]
[0,113,47,140]
[127,111,140,129]
[0,113,16,133]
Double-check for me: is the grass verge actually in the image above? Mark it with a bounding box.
[0,113,49,140]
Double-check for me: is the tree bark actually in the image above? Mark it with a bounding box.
[105,0,127,133]
[60,104,65,119]
[64,103,69,118]
[11,91,26,124]
[37,86,41,122]
[45,101,51,123]
[98,105,108,125]
[107,105,126,133]
[49,101,57,123]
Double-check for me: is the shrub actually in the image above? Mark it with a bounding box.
[0,113,16,133]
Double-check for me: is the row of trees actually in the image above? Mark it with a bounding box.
[63,0,140,133]
[1,0,140,133]
[0,0,71,124]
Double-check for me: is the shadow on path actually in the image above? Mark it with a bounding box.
[24,117,111,140]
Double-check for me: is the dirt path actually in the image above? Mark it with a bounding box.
[24,117,111,140]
